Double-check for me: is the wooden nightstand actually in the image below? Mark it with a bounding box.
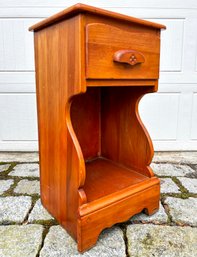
[29,3,165,252]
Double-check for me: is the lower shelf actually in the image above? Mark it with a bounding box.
[83,157,149,202]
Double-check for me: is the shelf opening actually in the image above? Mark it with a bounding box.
[71,86,151,202]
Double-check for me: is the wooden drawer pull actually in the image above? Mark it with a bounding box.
[113,50,145,66]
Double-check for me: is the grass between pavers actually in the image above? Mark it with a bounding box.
[22,194,40,225]
[34,219,60,257]
[0,161,40,197]
[0,162,57,228]
[171,177,196,199]
[0,162,18,177]
[0,161,40,180]
[0,161,39,165]
[0,162,20,197]
[30,219,59,226]
[0,161,40,182]
[1,178,20,197]
[0,194,40,226]
[157,175,197,199]
[1,162,196,250]
[160,195,173,224]
[1,177,40,197]
[119,224,129,257]
[159,175,197,225]
[36,225,50,257]
[0,161,39,169]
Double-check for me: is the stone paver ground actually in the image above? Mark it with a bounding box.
[0,179,14,194]
[14,179,40,195]
[0,152,197,257]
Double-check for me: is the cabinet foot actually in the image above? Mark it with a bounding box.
[77,181,160,252]
[144,203,160,216]
[77,221,101,253]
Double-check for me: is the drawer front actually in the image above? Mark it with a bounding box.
[86,23,160,79]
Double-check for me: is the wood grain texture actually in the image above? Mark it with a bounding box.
[71,86,155,178]
[31,3,164,253]
[79,177,160,217]
[78,181,160,252]
[86,23,160,79]
[34,15,86,239]
[71,87,100,160]
[29,3,165,32]
[84,157,149,202]
[101,86,155,177]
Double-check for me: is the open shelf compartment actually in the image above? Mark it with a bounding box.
[71,86,153,203]
[84,157,148,202]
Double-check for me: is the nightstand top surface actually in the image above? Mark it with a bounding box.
[29,3,166,32]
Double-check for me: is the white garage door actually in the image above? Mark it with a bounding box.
[0,0,197,151]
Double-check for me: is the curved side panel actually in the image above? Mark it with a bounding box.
[60,92,88,238]
[101,86,156,177]
[66,97,86,188]
[134,90,155,177]
[70,87,101,161]
[135,93,154,165]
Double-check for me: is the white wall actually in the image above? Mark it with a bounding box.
[0,0,197,151]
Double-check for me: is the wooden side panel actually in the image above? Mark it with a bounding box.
[71,87,101,160]
[101,86,155,177]
[34,15,86,239]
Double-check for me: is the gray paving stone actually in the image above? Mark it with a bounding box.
[0,224,43,257]
[1,152,197,164]
[40,225,125,257]
[0,179,14,194]
[131,202,168,224]
[178,177,197,193]
[0,152,39,162]
[28,199,53,222]
[165,197,197,226]
[9,163,39,177]
[187,165,197,178]
[0,196,32,223]
[14,179,40,195]
[151,163,195,177]
[160,178,181,193]
[153,151,197,164]
[0,164,10,173]
[127,224,197,257]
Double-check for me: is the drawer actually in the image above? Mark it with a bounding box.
[86,23,160,80]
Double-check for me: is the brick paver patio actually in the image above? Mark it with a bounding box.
[0,152,197,256]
